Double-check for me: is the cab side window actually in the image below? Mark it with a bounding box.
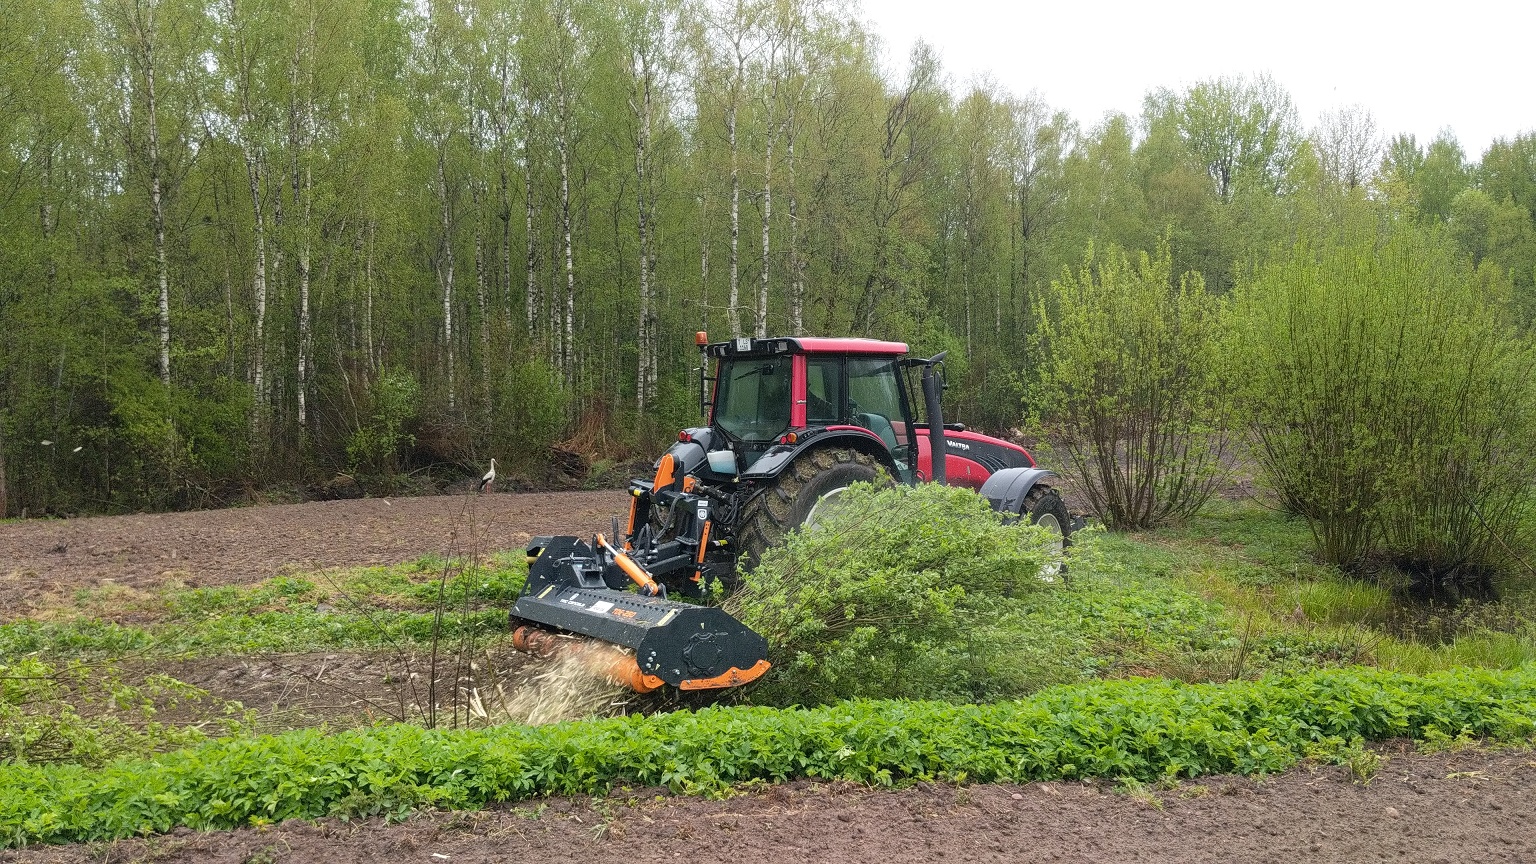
[805,358,843,425]
[847,359,904,450]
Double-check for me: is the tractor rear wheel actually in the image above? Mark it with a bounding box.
[735,446,884,574]
[1021,485,1070,582]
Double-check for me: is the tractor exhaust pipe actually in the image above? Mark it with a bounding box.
[921,352,948,485]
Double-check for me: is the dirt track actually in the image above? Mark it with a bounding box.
[0,491,628,616]
[4,745,1532,863]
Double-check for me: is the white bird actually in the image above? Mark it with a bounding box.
[40,440,53,446]
[477,458,497,494]
[72,446,83,453]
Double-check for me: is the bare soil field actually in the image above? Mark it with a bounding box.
[3,744,1531,863]
[0,491,629,617]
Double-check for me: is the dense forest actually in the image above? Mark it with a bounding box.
[1,0,1533,515]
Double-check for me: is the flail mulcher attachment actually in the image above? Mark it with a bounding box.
[511,535,770,693]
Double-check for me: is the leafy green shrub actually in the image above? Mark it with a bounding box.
[2,666,1534,846]
[346,369,419,475]
[1235,226,1536,588]
[1,659,249,767]
[728,483,1059,704]
[492,359,568,473]
[1031,241,1233,529]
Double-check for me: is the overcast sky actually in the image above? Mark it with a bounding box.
[859,0,1533,159]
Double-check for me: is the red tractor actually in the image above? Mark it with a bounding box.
[510,335,1078,693]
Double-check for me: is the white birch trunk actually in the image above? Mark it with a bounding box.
[270,166,284,410]
[474,177,491,420]
[758,114,773,340]
[727,100,740,338]
[787,124,802,335]
[634,54,653,413]
[437,148,456,409]
[41,149,56,285]
[496,50,514,340]
[523,78,537,346]
[139,5,171,386]
[699,195,709,332]
[245,146,268,430]
[294,7,315,436]
[365,219,376,372]
[297,161,311,434]
[560,133,574,388]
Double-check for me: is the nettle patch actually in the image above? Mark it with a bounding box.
[3,665,1534,846]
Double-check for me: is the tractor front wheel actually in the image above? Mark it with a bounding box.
[1021,485,1071,582]
[734,446,884,574]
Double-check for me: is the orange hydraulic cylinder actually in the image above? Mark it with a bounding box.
[596,533,661,595]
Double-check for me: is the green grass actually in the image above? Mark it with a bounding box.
[1075,501,1536,679]
[1,555,528,658]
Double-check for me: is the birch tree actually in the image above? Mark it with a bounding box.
[619,0,680,412]
[703,0,764,338]
[215,0,276,431]
[100,0,202,387]
[1314,104,1379,191]
[417,0,469,409]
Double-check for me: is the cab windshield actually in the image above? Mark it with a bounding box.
[713,356,792,442]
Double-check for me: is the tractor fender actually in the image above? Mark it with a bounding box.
[978,467,1059,515]
[656,429,712,485]
[741,428,900,482]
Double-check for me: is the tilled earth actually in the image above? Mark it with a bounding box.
[0,491,628,618]
[3,745,1531,863]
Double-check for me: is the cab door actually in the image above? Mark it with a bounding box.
[846,358,915,484]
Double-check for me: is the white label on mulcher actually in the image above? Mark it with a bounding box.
[589,600,614,614]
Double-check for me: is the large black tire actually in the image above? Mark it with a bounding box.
[1021,485,1071,582]
[734,446,884,574]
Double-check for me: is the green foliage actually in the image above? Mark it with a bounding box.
[491,359,568,472]
[730,483,1058,704]
[998,526,1235,686]
[347,370,420,475]
[1151,73,1303,202]
[1235,225,1536,586]
[1124,501,1536,676]
[1415,133,1474,224]
[2,0,1534,514]
[1304,735,1384,784]
[2,666,1535,846]
[1031,241,1233,529]
[1,658,250,767]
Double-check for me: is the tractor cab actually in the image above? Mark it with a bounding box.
[704,336,919,482]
